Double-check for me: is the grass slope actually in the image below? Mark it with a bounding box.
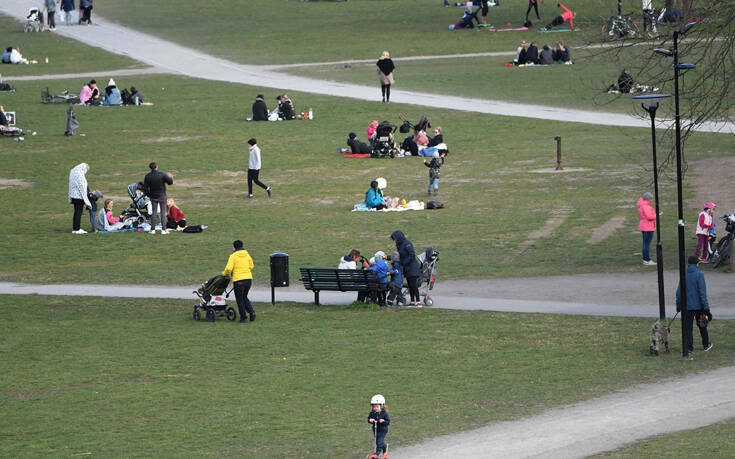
[2,75,732,285]
[1,295,734,457]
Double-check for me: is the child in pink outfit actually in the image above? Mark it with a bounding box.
[367,120,379,149]
[695,202,716,261]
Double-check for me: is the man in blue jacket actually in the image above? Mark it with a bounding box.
[676,255,713,356]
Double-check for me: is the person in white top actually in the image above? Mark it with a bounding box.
[247,138,272,199]
[695,202,716,261]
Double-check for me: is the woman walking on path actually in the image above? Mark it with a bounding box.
[390,230,421,306]
[60,0,75,26]
[638,191,656,266]
[68,163,91,234]
[376,51,395,103]
[222,240,256,322]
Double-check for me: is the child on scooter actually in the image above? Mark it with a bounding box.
[367,394,390,459]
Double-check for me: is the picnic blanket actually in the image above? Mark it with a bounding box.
[340,148,371,158]
[97,228,137,234]
[353,201,425,212]
[540,28,579,32]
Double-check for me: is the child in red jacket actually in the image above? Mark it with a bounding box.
[542,3,575,31]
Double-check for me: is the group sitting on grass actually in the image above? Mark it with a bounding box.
[512,40,571,65]
[250,93,297,121]
[1,47,37,64]
[78,79,149,106]
[347,117,448,158]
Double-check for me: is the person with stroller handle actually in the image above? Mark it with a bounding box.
[222,240,256,323]
[367,394,390,459]
[144,162,173,234]
[68,163,92,234]
[390,230,421,306]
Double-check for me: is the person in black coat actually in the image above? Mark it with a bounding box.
[525,42,539,65]
[427,126,444,147]
[252,94,268,121]
[347,132,371,155]
[143,162,174,234]
[390,230,421,305]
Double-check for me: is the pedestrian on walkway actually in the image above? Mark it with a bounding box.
[390,230,421,306]
[377,51,395,103]
[44,0,57,30]
[222,240,256,322]
[79,0,93,25]
[695,202,716,262]
[143,162,174,234]
[247,138,272,198]
[676,255,714,356]
[638,191,656,266]
[68,163,91,234]
[60,0,75,26]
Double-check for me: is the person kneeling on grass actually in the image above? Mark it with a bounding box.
[166,198,187,230]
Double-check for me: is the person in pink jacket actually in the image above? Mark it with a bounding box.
[638,192,657,266]
[367,120,379,149]
[695,202,716,262]
[542,2,575,31]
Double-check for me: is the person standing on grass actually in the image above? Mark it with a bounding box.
[695,202,716,262]
[676,255,714,356]
[390,230,421,306]
[222,240,256,322]
[79,0,93,25]
[143,162,174,234]
[247,138,272,199]
[68,163,91,234]
[638,191,657,266]
[525,0,541,24]
[423,150,446,196]
[376,51,395,103]
[479,0,490,25]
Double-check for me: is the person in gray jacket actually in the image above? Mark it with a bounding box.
[676,255,714,356]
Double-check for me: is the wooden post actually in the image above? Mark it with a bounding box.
[554,136,563,170]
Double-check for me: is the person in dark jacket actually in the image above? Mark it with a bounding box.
[143,162,174,234]
[525,42,539,65]
[277,94,295,120]
[427,126,444,147]
[376,51,395,103]
[617,69,635,93]
[367,395,390,459]
[251,94,268,121]
[539,44,554,65]
[390,230,421,306]
[347,132,371,155]
[676,255,714,357]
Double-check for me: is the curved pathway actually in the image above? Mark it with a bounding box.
[1,3,732,134]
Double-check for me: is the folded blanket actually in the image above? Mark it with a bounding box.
[353,201,425,212]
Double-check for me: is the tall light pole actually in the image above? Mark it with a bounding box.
[654,21,697,358]
[635,94,670,321]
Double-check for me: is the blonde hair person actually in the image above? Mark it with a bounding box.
[376,50,395,103]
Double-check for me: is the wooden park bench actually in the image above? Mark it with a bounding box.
[299,268,379,305]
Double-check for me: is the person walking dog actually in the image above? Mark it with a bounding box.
[676,255,714,358]
[222,240,256,322]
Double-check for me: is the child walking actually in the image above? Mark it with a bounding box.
[423,151,446,196]
[367,394,390,459]
[386,252,405,306]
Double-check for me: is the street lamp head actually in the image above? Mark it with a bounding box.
[679,21,697,35]
[677,63,696,70]
[635,94,671,109]
[653,48,674,57]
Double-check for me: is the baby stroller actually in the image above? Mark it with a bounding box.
[120,182,152,226]
[192,275,237,322]
[24,8,42,32]
[402,247,439,306]
[371,121,397,158]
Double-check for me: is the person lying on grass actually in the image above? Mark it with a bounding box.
[1,47,37,64]
[348,132,372,155]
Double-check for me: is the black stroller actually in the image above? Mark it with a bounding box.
[371,120,397,158]
[192,275,237,322]
[402,247,439,306]
[120,182,152,226]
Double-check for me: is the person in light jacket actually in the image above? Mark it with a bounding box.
[376,51,395,103]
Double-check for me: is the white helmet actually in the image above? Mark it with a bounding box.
[376,177,387,189]
[370,394,386,405]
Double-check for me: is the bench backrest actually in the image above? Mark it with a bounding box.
[300,268,378,291]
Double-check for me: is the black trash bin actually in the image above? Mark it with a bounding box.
[270,253,289,287]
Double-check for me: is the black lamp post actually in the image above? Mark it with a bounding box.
[654,21,697,358]
[635,94,671,321]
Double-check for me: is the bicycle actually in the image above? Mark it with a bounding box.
[710,214,735,268]
[601,12,640,40]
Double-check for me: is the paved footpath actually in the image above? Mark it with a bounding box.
[1,3,732,134]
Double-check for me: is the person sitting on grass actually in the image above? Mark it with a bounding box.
[102,79,122,106]
[365,180,399,210]
[252,94,268,121]
[79,80,100,105]
[0,105,22,134]
[427,126,444,147]
[348,132,372,155]
[96,199,127,231]
[525,41,539,65]
[553,41,572,64]
[539,44,554,65]
[541,3,575,31]
[166,197,187,231]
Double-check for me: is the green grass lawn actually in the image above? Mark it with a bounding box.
[98,0,644,64]
[2,75,733,285]
[1,295,733,457]
[592,418,735,458]
[0,14,143,77]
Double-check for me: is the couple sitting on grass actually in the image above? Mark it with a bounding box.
[79,79,147,106]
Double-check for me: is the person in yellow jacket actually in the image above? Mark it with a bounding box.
[223,240,256,322]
